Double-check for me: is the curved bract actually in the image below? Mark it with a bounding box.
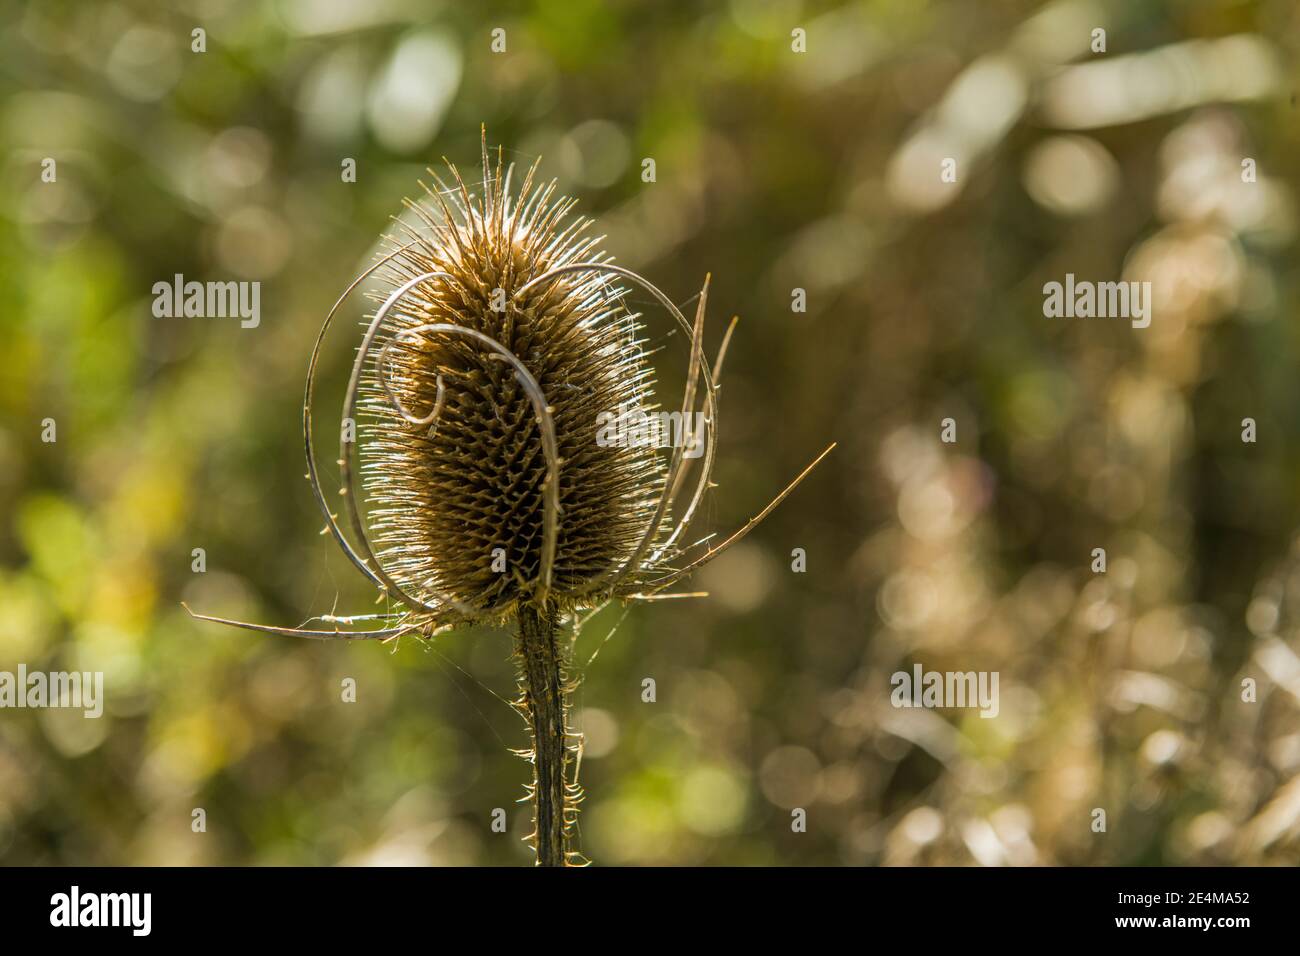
[372,319,563,604]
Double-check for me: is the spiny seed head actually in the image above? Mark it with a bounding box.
[356,141,669,622]
[184,136,831,656]
[181,135,831,870]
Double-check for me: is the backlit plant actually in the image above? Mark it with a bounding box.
[187,134,833,866]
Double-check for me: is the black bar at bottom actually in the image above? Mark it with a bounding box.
[0,865,1281,942]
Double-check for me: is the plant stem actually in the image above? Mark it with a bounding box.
[515,601,572,866]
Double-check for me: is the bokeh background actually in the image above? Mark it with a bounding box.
[3,0,1300,866]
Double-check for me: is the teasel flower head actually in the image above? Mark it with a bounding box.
[357,142,672,622]
[187,130,835,866]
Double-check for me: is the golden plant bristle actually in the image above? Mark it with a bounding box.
[355,145,667,620]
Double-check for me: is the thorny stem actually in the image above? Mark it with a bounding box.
[515,601,577,866]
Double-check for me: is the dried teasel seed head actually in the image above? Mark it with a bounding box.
[355,141,672,621]
[183,132,833,868]
[186,134,832,645]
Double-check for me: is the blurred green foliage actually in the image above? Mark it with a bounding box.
[2,0,1299,865]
